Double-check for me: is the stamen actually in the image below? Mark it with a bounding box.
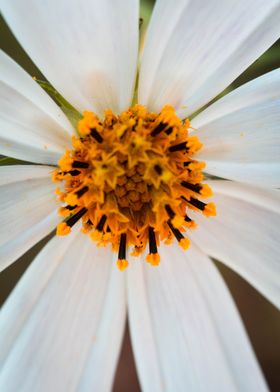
[169,141,188,152]
[146,227,160,266]
[96,214,107,231]
[90,127,103,143]
[151,123,173,137]
[56,207,87,236]
[148,227,157,253]
[184,214,192,223]
[181,181,202,194]
[91,214,107,241]
[182,196,216,217]
[56,222,71,236]
[65,204,77,211]
[167,220,190,250]
[151,122,167,136]
[184,214,196,229]
[165,205,184,228]
[81,218,93,234]
[76,186,89,198]
[186,196,206,210]
[165,126,173,135]
[67,169,81,176]
[72,161,89,169]
[67,207,87,227]
[165,204,175,219]
[117,233,128,271]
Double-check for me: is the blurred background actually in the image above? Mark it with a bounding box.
[0,0,280,390]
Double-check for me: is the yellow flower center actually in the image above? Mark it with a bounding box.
[53,105,216,270]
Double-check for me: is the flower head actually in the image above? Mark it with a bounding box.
[0,0,279,391]
[53,104,215,268]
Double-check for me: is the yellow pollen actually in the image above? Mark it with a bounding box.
[53,104,216,268]
[117,259,129,271]
[58,150,73,171]
[185,220,197,230]
[90,231,103,241]
[171,215,185,229]
[56,222,71,236]
[203,202,217,217]
[146,253,161,266]
[200,184,213,198]
[179,238,191,250]
[65,193,79,206]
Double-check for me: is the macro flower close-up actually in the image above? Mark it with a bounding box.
[0,0,280,391]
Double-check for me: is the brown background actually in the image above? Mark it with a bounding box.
[1,3,280,390]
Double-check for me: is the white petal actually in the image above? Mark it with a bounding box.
[0,174,59,271]
[0,50,72,164]
[193,70,280,187]
[0,233,126,392]
[207,180,280,214]
[0,211,59,273]
[138,0,280,117]
[192,69,280,128]
[0,164,52,186]
[1,0,139,115]
[189,181,280,309]
[127,246,267,392]
[0,50,72,131]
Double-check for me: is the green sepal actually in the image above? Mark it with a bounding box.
[36,79,82,132]
[0,157,34,166]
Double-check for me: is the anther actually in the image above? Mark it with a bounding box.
[72,161,89,169]
[165,204,175,219]
[167,220,190,250]
[181,181,202,193]
[146,227,160,266]
[96,214,107,232]
[66,207,87,227]
[76,186,89,198]
[151,120,174,137]
[65,205,77,211]
[151,122,167,136]
[186,196,207,211]
[184,214,196,229]
[184,214,192,223]
[91,214,107,241]
[57,207,87,236]
[169,141,188,152]
[165,205,184,228]
[66,169,81,176]
[117,233,128,271]
[148,227,157,254]
[90,127,103,143]
[182,196,216,217]
[165,127,173,135]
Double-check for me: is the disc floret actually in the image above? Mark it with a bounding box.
[53,105,216,269]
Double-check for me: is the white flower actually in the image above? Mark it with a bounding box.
[0,0,280,391]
